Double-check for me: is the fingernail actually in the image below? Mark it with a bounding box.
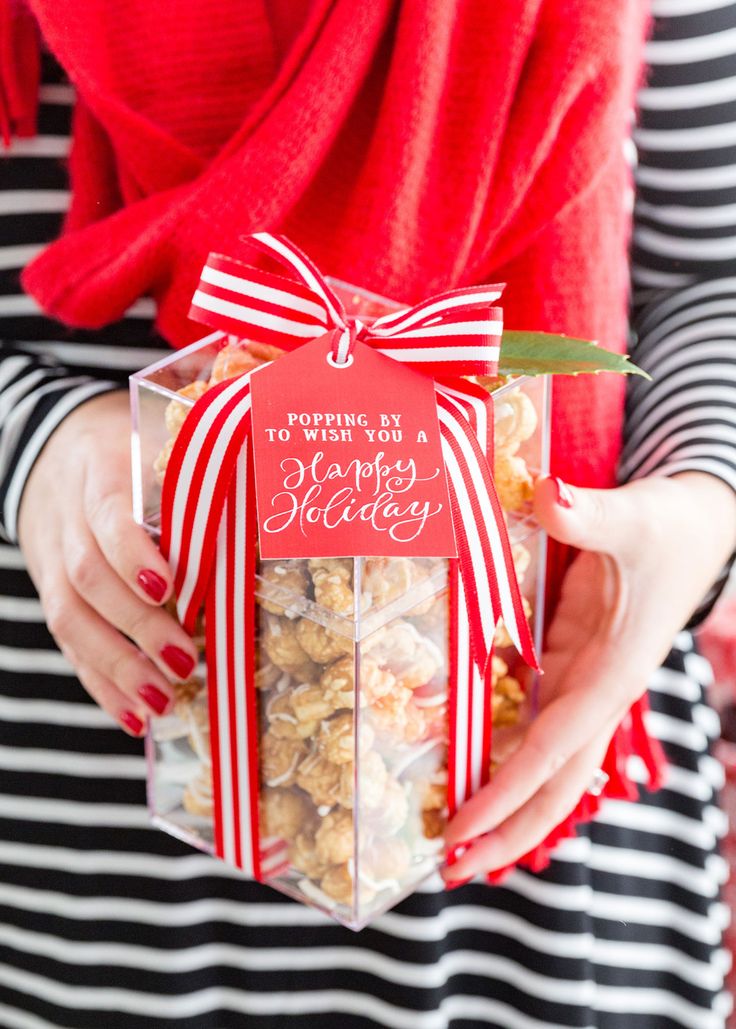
[137,569,167,603]
[160,644,195,679]
[486,867,512,885]
[442,872,473,890]
[442,838,464,857]
[120,710,144,736]
[138,683,170,716]
[550,476,574,509]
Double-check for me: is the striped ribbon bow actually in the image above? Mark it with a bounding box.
[159,232,537,877]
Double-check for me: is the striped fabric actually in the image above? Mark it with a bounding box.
[622,0,736,626]
[624,0,736,494]
[0,1,733,1021]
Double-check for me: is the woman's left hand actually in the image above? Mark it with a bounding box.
[442,470,736,883]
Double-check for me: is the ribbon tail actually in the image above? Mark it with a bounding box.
[159,372,274,877]
[202,443,264,874]
[436,383,538,675]
[447,556,497,814]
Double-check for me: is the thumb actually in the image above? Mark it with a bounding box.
[533,475,642,557]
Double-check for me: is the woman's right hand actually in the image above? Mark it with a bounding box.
[17,390,199,735]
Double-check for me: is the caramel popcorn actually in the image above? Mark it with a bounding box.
[319,656,355,709]
[295,618,352,664]
[319,654,396,710]
[337,749,387,810]
[410,593,449,636]
[289,831,331,879]
[362,557,415,609]
[491,655,508,684]
[320,862,378,905]
[422,777,447,813]
[512,542,531,583]
[262,617,318,679]
[361,836,411,883]
[317,711,374,766]
[289,682,336,727]
[173,677,204,716]
[247,340,284,362]
[494,597,532,650]
[320,863,359,905]
[492,675,525,727]
[260,731,306,788]
[360,657,397,704]
[364,777,409,837]
[475,374,507,394]
[368,684,413,740]
[208,341,267,385]
[407,588,442,619]
[154,437,175,485]
[365,621,442,691]
[494,620,513,650]
[409,687,448,739]
[422,809,446,840]
[402,700,429,744]
[265,691,316,741]
[186,692,211,763]
[308,558,353,575]
[260,787,316,841]
[493,449,534,512]
[257,562,309,616]
[296,748,343,807]
[255,661,287,692]
[493,389,538,451]
[164,380,209,438]
[182,763,213,818]
[315,808,354,865]
[309,560,353,615]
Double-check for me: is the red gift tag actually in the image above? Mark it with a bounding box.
[249,333,457,558]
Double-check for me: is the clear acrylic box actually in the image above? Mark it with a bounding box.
[130,281,550,930]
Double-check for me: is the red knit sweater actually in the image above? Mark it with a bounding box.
[13,0,649,493]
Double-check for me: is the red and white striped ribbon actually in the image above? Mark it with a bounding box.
[159,234,537,875]
[190,233,504,376]
[160,371,289,878]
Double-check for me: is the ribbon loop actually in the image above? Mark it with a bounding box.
[189,233,504,379]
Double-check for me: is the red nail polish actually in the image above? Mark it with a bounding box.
[137,569,167,603]
[445,834,475,852]
[443,874,473,891]
[160,645,195,679]
[120,710,144,735]
[550,476,574,509]
[138,683,170,716]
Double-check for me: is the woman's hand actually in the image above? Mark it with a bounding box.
[17,391,198,735]
[443,470,736,882]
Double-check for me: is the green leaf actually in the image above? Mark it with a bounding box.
[498,331,650,380]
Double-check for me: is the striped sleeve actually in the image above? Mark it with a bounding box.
[621,279,736,492]
[0,61,162,549]
[620,0,736,622]
[0,345,119,544]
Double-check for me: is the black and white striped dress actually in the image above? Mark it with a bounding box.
[0,2,735,1026]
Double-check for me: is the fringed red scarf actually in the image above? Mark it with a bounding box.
[0,0,38,144]
[13,0,646,490]
[2,0,665,868]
